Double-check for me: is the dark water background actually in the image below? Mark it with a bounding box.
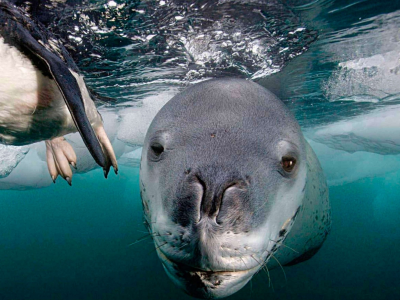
[2,168,400,300]
[1,0,400,299]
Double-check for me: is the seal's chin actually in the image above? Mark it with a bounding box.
[156,249,259,299]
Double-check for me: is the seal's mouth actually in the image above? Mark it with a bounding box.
[156,246,260,299]
[156,246,259,276]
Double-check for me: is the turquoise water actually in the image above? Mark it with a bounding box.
[1,166,400,299]
[1,0,400,299]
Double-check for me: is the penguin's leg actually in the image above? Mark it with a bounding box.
[45,137,77,186]
[94,124,118,178]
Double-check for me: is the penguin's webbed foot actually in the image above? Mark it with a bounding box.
[45,137,77,186]
[95,125,118,178]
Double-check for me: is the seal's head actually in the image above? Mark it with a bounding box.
[140,78,307,298]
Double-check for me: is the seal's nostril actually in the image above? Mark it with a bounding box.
[193,172,249,224]
[216,180,249,226]
[194,175,206,190]
[193,175,206,223]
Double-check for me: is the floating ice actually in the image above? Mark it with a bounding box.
[2,101,400,190]
[118,147,142,168]
[308,105,400,155]
[0,145,29,178]
[323,10,400,102]
[0,147,52,190]
[329,95,380,103]
[306,98,400,185]
[117,91,175,147]
[308,140,400,187]
[324,51,400,101]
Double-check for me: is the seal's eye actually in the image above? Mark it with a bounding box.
[150,142,164,158]
[281,156,296,173]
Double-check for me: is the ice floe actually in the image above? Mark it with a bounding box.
[0,146,52,190]
[0,145,29,178]
[324,51,400,102]
[117,92,174,147]
[323,10,400,102]
[308,140,400,187]
[1,85,399,190]
[308,105,400,155]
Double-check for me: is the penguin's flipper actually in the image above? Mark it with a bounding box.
[0,2,113,175]
[31,45,110,172]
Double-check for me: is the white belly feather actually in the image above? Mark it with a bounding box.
[0,37,101,145]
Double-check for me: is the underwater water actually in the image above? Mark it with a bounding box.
[1,0,400,299]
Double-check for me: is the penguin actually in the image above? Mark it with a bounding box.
[0,1,118,185]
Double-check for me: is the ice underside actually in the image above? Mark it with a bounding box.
[1,91,399,190]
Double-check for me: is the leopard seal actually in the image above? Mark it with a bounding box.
[140,78,331,299]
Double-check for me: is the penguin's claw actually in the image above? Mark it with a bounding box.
[45,125,118,184]
[45,137,77,185]
[103,167,109,179]
[95,125,118,177]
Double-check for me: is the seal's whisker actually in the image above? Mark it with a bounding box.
[252,260,262,276]
[269,253,287,284]
[154,242,168,252]
[261,258,275,291]
[258,251,277,291]
[128,232,169,247]
[176,243,189,250]
[269,239,299,254]
[251,255,273,290]
[149,232,163,237]
[127,234,153,247]
[138,231,161,237]
[264,265,274,291]
[240,256,247,269]
[233,248,248,269]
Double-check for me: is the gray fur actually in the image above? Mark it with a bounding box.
[140,78,331,299]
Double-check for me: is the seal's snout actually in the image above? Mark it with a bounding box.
[182,165,250,228]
